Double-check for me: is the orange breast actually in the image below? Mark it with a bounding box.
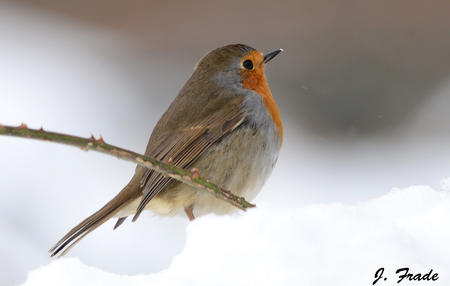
[241,52,283,144]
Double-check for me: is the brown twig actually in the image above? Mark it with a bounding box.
[0,123,255,210]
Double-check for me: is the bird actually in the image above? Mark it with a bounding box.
[49,43,283,257]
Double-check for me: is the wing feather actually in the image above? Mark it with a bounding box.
[132,96,246,221]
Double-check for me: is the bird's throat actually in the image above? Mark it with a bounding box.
[242,69,283,144]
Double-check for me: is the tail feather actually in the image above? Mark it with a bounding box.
[58,211,116,257]
[113,217,127,230]
[49,199,126,257]
[49,203,120,257]
[49,177,141,257]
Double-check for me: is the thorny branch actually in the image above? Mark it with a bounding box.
[0,123,255,210]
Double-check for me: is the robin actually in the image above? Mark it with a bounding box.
[50,44,283,256]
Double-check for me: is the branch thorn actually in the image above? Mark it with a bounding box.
[190,167,200,179]
[96,135,105,144]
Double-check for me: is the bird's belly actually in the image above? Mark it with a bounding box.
[116,124,281,218]
[156,124,280,216]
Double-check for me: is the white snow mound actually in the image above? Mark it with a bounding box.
[22,183,450,286]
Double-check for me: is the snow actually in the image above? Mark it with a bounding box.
[21,183,450,286]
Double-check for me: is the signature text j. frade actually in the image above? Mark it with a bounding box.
[373,267,439,285]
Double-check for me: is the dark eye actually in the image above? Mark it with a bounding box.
[243,59,253,70]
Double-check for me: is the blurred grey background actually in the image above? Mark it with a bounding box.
[0,0,449,285]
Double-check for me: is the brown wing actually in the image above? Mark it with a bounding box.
[131,96,246,221]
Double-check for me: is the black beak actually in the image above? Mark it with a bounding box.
[263,49,283,64]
